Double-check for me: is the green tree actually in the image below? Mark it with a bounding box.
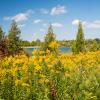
[71,40,77,54]
[42,24,56,51]
[8,20,21,55]
[0,26,8,57]
[88,40,99,51]
[0,26,4,40]
[72,21,85,54]
[0,26,5,53]
[36,39,41,46]
[31,40,36,46]
[20,40,31,47]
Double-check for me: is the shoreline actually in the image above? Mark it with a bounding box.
[22,46,40,48]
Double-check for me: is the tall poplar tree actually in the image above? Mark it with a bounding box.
[72,21,85,54]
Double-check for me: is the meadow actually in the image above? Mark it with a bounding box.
[0,0,100,99]
[0,49,100,100]
[0,18,100,100]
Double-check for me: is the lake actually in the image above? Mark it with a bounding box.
[23,47,71,54]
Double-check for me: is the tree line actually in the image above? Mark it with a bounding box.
[0,20,100,57]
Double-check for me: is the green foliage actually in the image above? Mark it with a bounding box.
[0,51,100,99]
[45,24,56,43]
[8,20,21,55]
[20,39,42,47]
[0,26,4,41]
[85,39,100,51]
[35,39,41,46]
[58,40,73,47]
[31,39,41,46]
[72,21,85,54]
[0,26,8,57]
[20,40,31,47]
[42,24,56,51]
[71,40,77,54]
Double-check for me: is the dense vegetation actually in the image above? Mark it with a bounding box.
[0,20,100,99]
[0,50,100,100]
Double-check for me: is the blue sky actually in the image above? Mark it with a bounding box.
[0,0,100,41]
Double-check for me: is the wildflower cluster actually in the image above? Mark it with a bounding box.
[0,50,100,100]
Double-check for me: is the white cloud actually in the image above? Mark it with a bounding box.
[12,13,28,22]
[87,21,100,29]
[33,19,42,24]
[72,19,87,26]
[72,19,79,25]
[39,5,67,15]
[51,5,67,15]
[3,9,33,22]
[40,8,49,14]
[3,17,11,20]
[94,20,100,24]
[72,19,100,29]
[52,23,63,28]
[40,29,46,32]
[18,24,25,28]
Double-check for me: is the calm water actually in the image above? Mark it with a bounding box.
[24,47,71,54]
